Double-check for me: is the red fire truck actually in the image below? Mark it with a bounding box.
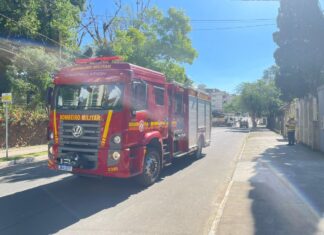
[47,57,211,186]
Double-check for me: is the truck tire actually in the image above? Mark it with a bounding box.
[136,148,161,187]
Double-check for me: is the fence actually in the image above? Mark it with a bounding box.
[318,85,324,152]
[296,96,320,150]
[0,104,48,148]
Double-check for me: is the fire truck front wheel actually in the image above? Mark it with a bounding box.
[136,148,161,187]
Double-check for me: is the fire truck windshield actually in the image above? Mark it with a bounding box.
[55,84,123,110]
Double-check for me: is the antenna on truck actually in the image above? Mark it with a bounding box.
[75,56,123,64]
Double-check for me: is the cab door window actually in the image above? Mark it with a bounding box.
[132,81,147,111]
[154,86,165,106]
[174,93,183,114]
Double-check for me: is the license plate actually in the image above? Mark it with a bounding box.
[58,165,73,172]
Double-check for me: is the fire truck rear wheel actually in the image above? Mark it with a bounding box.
[136,148,161,187]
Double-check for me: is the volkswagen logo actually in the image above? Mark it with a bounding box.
[72,125,83,138]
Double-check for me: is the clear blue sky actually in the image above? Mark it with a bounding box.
[153,0,279,93]
[91,0,324,93]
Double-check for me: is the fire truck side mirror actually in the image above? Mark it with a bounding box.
[46,87,53,106]
[131,108,136,117]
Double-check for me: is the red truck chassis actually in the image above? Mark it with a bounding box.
[47,57,211,186]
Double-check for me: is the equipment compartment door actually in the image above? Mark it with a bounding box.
[188,95,198,148]
[169,89,188,153]
[205,102,211,143]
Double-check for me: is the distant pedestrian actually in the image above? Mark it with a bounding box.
[286,117,296,146]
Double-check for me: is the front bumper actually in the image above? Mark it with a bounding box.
[48,144,146,178]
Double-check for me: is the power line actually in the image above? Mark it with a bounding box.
[0,12,83,58]
[190,18,275,22]
[0,11,277,51]
[83,15,277,29]
[81,21,276,31]
[82,22,276,31]
[0,13,63,47]
[94,14,276,23]
[192,23,276,31]
[0,47,17,56]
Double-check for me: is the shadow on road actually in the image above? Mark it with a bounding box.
[249,143,324,235]
[0,175,142,235]
[276,138,288,142]
[0,161,65,183]
[0,154,201,235]
[225,128,250,133]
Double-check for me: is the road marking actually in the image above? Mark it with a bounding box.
[208,130,250,235]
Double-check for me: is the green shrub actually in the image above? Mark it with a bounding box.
[0,106,48,127]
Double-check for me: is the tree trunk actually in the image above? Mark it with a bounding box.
[251,113,257,128]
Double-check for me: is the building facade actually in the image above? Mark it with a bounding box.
[204,88,233,112]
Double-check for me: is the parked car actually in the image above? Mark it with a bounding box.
[225,117,235,127]
[239,118,249,128]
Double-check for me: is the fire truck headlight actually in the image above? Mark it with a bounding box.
[111,151,121,161]
[49,146,54,155]
[48,145,54,160]
[113,135,121,144]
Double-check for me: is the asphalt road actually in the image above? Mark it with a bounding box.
[0,127,249,235]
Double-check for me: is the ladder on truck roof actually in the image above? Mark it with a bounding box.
[75,56,123,64]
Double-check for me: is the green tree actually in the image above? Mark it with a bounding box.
[6,47,60,109]
[223,96,242,114]
[0,0,84,48]
[0,57,11,94]
[82,3,197,84]
[0,75,11,94]
[112,7,197,84]
[0,0,40,39]
[0,0,85,97]
[39,0,84,50]
[262,65,279,82]
[273,0,324,100]
[239,78,282,128]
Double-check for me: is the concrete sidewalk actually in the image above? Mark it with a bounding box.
[214,128,324,235]
[0,145,48,169]
[0,144,47,158]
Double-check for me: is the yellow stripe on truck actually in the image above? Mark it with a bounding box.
[101,110,113,147]
[53,109,59,144]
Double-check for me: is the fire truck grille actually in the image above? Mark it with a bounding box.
[59,121,100,161]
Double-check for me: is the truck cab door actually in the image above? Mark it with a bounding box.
[149,85,168,138]
[127,80,149,145]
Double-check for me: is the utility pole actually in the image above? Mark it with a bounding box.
[5,101,8,158]
[59,32,62,65]
[1,93,12,159]
[136,0,140,16]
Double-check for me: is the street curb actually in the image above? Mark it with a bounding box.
[207,130,251,235]
[0,155,48,170]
